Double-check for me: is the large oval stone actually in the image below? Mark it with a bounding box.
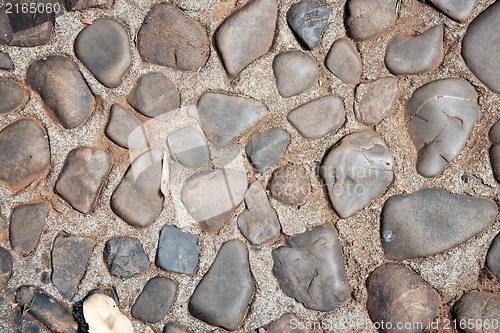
[453,292,500,333]
[273,51,319,97]
[0,79,26,115]
[346,0,397,41]
[10,201,49,257]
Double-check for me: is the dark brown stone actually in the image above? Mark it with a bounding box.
[453,291,500,333]
[0,9,53,47]
[0,79,27,115]
[0,247,12,290]
[10,201,49,256]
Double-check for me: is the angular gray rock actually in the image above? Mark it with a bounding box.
[10,202,49,257]
[164,323,191,333]
[55,147,113,214]
[246,128,289,172]
[486,232,500,280]
[237,181,281,245]
[131,276,177,323]
[272,224,351,311]
[453,292,500,333]
[156,224,199,274]
[104,237,149,278]
[406,78,480,177]
[346,0,397,41]
[75,18,131,88]
[462,1,500,93]
[0,79,26,115]
[287,96,345,139]
[197,92,269,148]
[320,129,394,219]
[127,73,180,119]
[181,169,247,233]
[137,2,210,71]
[354,77,398,125]
[385,25,444,75]
[51,232,96,299]
[286,0,330,50]
[366,263,440,333]
[269,165,310,206]
[106,104,147,150]
[215,0,277,78]
[489,120,500,183]
[111,149,163,228]
[381,188,498,260]
[430,0,477,22]
[64,0,113,10]
[26,55,94,129]
[189,240,254,330]
[0,247,12,290]
[273,51,319,97]
[0,10,53,47]
[260,313,322,332]
[0,52,13,71]
[0,118,50,191]
[325,38,361,84]
[167,127,209,168]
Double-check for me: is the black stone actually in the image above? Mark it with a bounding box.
[104,237,149,278]
[156,224,199,275]
[0,247,12,290]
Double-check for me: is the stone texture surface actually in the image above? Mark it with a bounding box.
[104,237,149,278]
[156,224,199,274]
[346,0,397,41]
[189,240,254,330]
[260,313,322,332]
[167,127,209,168]
[489,119,500,183]
[486,232,500,280]
[64,0,113,10]
[354,77,398,125]
[286,0,330,50]
[137,2,210,71]
[0,118,50,191]
[26,55,94,129]
[246,128,289,172]
[0,79,26,115]
[273,51,319,97]
[430,0,477,22]
[9,202,49,256]
[366,263,440,333]
[164,323,191,333]
[106,103,147,150]
[0,10,53,47]
[131,276,177,323]
[272,224,351,311]
[269,165,310,206]
[55,147,113,214]
[215,0,277,78]
[0,247,12,290]
[406,78,480,177]
[381,188,498,260]
[0,52,13,70]
[320,129,394,218]
[325,38,361,84]
[453,292,500,333]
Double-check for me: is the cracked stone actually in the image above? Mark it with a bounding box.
[0,9,53,47]
[453,291,500,333]
[260,313,322,332]
[269,165,310,206]
[0,247,12,290]
[131,276,177,323]
[430,0,477,22]
[272,224,351,311]
[354,77,398,125]
[167,126,209,168]
[0,52,13,70]
[273,51,319,97]
[164,323,191,333]
[0,79,26,115]
[246,128,289,172]
[381,188,498,260]
[156,224,199,274]
[346,0,397,41]
[489,119,500,183]
[106,103,148,150]
[406,78,480,177]
[325,38,361,84]
[320,129,394,218]
[9,202,49,257]
[64,0,113,10]
[104,237,149,278]
[287,0,330,50]
[486,232,500,280]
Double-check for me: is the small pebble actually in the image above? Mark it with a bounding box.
[354,77,398,125]
[268,165,310,206]
[325,38,361,84]
[9,202,49,256]
[131,276,177,323]
[0,52,13,71]
[273,51,319,97]
[246,128,289,172]
[0,79,26,115]
[287,0,330,50]
[104,237,149,278]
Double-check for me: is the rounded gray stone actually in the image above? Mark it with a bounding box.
[489,119,500,183]
[0,247,12,290]
[0,79,26,115]
[269,165,310,206]
[325,38,361,84]
[156,224,199,275]
[486,232,500,280]
[131,276,177,323]
[0,52,13,71]
[164,323,191,333]
[430,0,477,22]
[453,291,500,333]
[354,77,398,125]
[167,126,209,168]
[104,237,149,278]
[346,0,397,41]
[245,128,289,172]
[273,51,319,97]
[9,201,49,257]
[106,104,147,150]
[286,0,330,50]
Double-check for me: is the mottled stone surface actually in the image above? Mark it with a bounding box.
[381,188,497,260]
[0,79,26,115]
[0,10,53,47]
[273,51,319,97]
[215,0,277,77]
[320,130,394,218]
[237,181,281,245]
[346,0,397,41]
[26,55,94,129]
[269,165,310,206]
[454,292,500,333]
[164,323,191,333]
[106,104,147,150]
[246,128,289,172]
[156,224,199,274]
[0,52,13,70]
[272,224,351,311]
[0,118,50,191]
[287,96,345,139]
[0,247,12,289]
[462,1,500,93]
[287,0,330,50]
[366,263,440,333]
[430,0,477,22]
[104,237,149,278]
[64,0,113,10]
[486,232,500,280]
[189,240,254,330]
[260,313,322,332]
[385,25,444,75]
[325,38,361,84]
[197,92,268,148]
[406,78,479,177]
[131,276,177,323]
[181,169,247,232]
[10,202,49,256]
[138,2,210,71]
[55,147,113,214]
[167,127,209,168]
[354,77,398,125]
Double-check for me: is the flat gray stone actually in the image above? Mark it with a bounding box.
[111,149,163,228]
[189,240,254,330]
[0,79,26,115]
[287,96,345,139]
[0,10,53,47]
[366,263,440,333]
[453,292,500,333]
[9,202,49,256]
[106,104,147,150]
[406,78,479,177]
[0,118,50,191]
[181,169,247,233]
[269,165,310,206]
[354,77,398,125]
[0,247,12,290]
[381,188,498,260]
[486,232,500,280]
[325,38,361,84]
[26,55,94,129]
[156,224,199,274]
[0,52,13,70]
[197,92,269,148]
[64,0,113,10]
[167,127,209,168]
[346,0,397,41]
[287,0,330,50]
[127,73,180,118]
[272,224,351,311]
[237,181,281,245]
[430,0,477,22]
[104,237,149,278]
[164,323,191,333]
[51,232,95,299]
[462,1,500,93]
[273,51,319,97]
[246,128,289,172]
[489,120,500,183]
[131,276,177,323]
[320,129,394,219]
[385,25,444,75]
[215,0,277,77]
[260,313,322,332]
